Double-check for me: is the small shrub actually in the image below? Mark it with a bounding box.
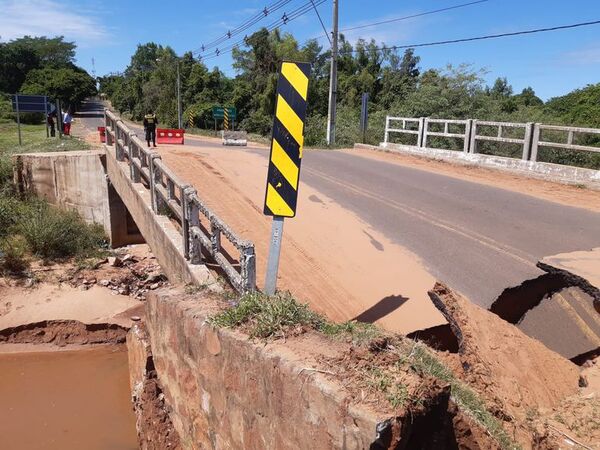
[0,235,30,274]
[210,291,325,338]
[0,194,23,237]
[17,201,107,260]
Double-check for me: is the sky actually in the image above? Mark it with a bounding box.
[1,0,599,100]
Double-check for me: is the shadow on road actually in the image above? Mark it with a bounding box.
[353,294,409,323]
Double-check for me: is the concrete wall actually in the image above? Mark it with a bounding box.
[14,151,110,228]
[104,145,213,286]
[361,143,600,190]
[142,290,390,450]
[13,151,144,247]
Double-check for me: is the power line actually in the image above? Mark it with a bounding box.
[199,0,327,61]
[339,0,489,33]
[310,0,331,45]
[194,0,292,54]
[339,19,600,54]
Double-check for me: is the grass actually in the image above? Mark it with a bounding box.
[210,291,520,449]
[0,122,90,155]
[0,195,108,274]
[209,291,384,343]
[399,341,519,450]
[0,121,103,274]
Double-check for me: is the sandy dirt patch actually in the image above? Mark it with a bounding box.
[160,146,445,333]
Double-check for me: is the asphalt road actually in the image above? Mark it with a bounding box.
[79,101,600,308]
[179,135,600,307]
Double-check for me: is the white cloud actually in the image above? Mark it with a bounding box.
[0,0,109,44]
[310,10,431,47]
[564,45,600,65]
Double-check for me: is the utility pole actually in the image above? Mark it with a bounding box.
[326,0,339,146]
[176,61,183,129]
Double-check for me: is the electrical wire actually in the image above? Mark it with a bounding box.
[310,0,331,45]
[338,19,600,54]
[193,0,292,54]
[199,0,327,61]
[339,0,489,33]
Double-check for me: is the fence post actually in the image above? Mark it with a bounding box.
[241,245,256,292]
[421,118,429,148]
[149,153,161,213]
[417,117,426,147]
[210,222,221,255]
[181,185,192,259]
[463,119,474,152]
[530,124,540,162]
[187,195,202,264]
[469,120,478,154]
[522,122,534,161]
[384,116,390,145]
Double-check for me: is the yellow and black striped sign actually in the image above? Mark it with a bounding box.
[263,61,311,218]
[224,108,230,130]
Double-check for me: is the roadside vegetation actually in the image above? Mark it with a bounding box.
[210,291,518,449]
[98,30,599,169]
[0,123,104,276]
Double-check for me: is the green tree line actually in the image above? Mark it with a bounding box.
[100,29,599,156]
[0,36,97,122]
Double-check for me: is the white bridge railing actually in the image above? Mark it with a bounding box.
[384,116,600,163]
[104,109,256,293]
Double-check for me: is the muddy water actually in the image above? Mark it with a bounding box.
[0,345,138,450]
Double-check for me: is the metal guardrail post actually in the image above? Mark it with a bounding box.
[421,118,429,148]
[522,122,534,161]
[530,124,541,162]
[417,117,425,147]
[469,120,478,154]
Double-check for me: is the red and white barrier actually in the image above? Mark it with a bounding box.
[157,128,185,145]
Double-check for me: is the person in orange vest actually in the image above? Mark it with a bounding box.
[143,111,158,147]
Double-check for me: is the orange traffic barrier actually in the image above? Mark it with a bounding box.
[98,126,106,143]
[157,128,185,145]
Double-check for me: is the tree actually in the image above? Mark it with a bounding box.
[20,66,96,107]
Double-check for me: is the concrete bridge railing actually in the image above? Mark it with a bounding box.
[104,109,256,293]
[384,116,600,164]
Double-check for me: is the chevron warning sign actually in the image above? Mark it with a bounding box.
[263,61,311,218]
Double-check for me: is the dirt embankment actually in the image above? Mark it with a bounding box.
[428,283,600,449]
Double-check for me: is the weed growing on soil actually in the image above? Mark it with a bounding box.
[210,291,384,343]
[17,200,108,260]
[364,365,410,408]
[401,342,518,450]
[0,235,30,274]
[210,291,324,339]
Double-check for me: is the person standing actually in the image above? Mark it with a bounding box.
[62,109,72,136]
[47,112,56,137]
[143,111,158,147]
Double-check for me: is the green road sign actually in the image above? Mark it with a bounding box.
[212,106,236,120]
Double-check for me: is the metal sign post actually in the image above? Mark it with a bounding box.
[263,61,311,295]
[15,95,22,145]
[360,92,369,144]
[44,96,49,138]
